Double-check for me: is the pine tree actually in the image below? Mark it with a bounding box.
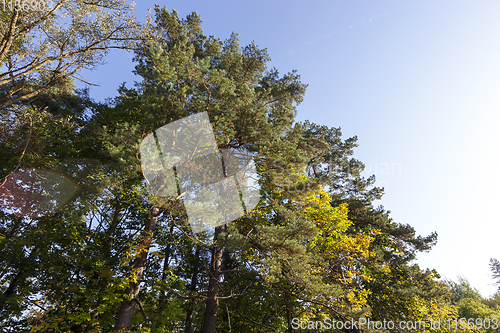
[491,258,500,290]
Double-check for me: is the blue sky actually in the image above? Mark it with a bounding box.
[79,0,500,297]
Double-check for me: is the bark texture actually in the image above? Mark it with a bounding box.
[202,226,223,333]
[114,207,160,331]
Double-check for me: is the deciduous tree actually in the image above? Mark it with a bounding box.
[0,0,149,110]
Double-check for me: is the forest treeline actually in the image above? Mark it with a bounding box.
[1,2,499,332]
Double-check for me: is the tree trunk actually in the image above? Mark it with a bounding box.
[158,223,174,310]
[285,292,293,333]
[346,323,362,333]
[114,207,160,331]
[202,226,223,333]
[104,207,122,259]
[185,245,201,333]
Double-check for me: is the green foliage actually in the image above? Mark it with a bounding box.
[447,277,484,304]
[0,6,458,333]
[439,277,500,333]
